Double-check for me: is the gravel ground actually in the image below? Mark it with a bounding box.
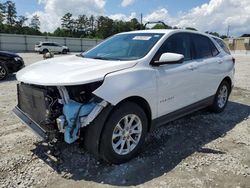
[0,53,249,188]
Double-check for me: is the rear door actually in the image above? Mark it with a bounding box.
[43,42,53,52]
[52,43,62,52]
[191,34,223,100]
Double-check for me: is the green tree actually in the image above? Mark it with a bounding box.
[16,15,27,27]
[129,18,141,30]
[29,15,40,31]
[53,27,67,37]
[152,23,168,29]
[220,35,227,39]
[96,16,114,38]
[76,14,88,31]
[61,13,74,31]
[205,31,220,37]
[4,0,16,26]
[0,2,5,24]
[241,34,250,37]
[89,15,95,31]
[185,27,197,31]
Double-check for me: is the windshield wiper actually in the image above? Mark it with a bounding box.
[92,56,110,60]
[76,54,83,57]
[91,56,121,61]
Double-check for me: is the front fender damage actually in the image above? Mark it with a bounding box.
[57,86,108,144]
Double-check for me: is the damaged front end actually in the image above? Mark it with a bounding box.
[13,82,108,144]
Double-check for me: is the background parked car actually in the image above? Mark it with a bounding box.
[0,51,24,80]
[35,42,69,54]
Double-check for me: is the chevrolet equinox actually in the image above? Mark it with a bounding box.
[13,30,235,164]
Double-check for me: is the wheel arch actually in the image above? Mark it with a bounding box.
[115,96,152,132]
[221,76,232,92]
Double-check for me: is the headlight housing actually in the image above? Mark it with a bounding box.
[14,57,22,61]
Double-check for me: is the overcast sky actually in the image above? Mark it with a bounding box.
[11,0,250,36]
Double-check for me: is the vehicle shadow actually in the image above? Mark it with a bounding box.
[0,74,16,83]
[31,100,250,186]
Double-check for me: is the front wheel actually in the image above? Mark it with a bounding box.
[210,80,230,113]
[100,102,148,164]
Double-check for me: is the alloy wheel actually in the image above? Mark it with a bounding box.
[112,114,142,155]
[0,65,7,80]
[217,85,228,108]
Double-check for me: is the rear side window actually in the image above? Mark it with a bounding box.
[213,37,231,54]
[157,33,192,61]
[43,43,50,46]
[52,43,60,46]
[192,34,219,59]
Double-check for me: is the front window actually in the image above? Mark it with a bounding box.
[83,33,164,61]
[156,33,192,61]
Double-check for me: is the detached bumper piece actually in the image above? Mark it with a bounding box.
[13,106,48,140]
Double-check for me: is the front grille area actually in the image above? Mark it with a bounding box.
[17,83,48,126]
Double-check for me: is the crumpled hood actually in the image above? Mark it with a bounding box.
[17,55,137,86]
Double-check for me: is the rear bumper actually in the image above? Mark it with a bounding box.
[13,106,48,140]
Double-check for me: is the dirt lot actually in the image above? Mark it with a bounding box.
[0,53,249,188]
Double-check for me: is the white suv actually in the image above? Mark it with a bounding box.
[14,30,234,164]
[35,41,69,54]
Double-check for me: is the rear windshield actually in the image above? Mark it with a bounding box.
[213,38,231,54]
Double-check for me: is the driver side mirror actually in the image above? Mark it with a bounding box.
[154,53,184,66]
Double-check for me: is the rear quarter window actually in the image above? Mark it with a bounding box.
[192,34,219,59]
[213,37,231,54]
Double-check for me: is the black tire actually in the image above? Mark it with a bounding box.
[62,49,67,54]
[99,102,148,164]
[0,63,8,80]
[210,80,230,113]
[42,49,49,54]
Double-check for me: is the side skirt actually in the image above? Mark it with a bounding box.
[151,96,215,129]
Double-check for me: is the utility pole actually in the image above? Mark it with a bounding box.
[227,25,230,38]
[140,13,143,29]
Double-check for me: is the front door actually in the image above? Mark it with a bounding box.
[153,33,199,117]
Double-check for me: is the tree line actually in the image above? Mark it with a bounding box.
[1,0,247,39]
[54,13,143,39]
[0,1,41,35]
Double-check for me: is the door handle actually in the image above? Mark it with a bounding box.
[188,65,198,70]
[217,60,223,64]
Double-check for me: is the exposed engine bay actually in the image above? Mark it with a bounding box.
[17,82,108,144]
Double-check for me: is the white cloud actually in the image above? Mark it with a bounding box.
[109,12,137,21]
[27,0,106,32]
[175,0,250,35]
[144,8,169,23]
[142,0,250,36]
[28,0,250,36]
[121,0,135,7]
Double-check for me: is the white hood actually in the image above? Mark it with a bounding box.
[17,55,137,86]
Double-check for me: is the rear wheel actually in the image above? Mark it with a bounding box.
[0,63,8,80]
[210,80,230,113]
[100,102,148,164]
[42,49,49,54]
[62,49,67,54]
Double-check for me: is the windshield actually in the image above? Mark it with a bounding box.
[83,33,164,61]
